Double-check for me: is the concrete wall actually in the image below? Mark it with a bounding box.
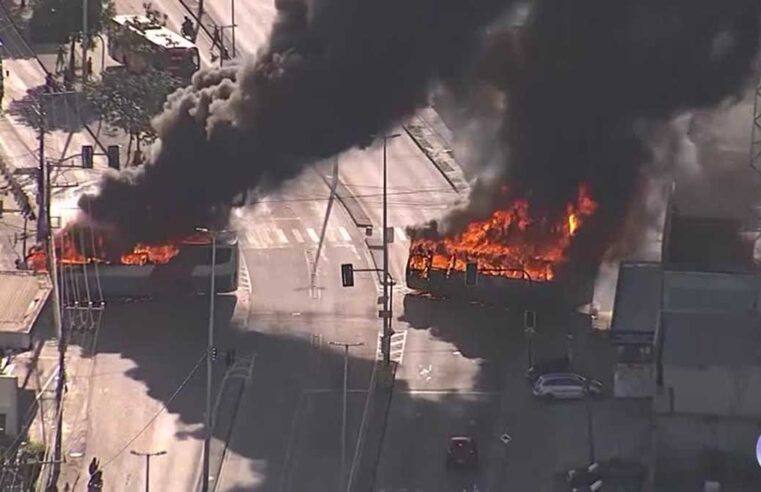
[0,374,18,437]
[662,365,761,417]
[655,414,761,483]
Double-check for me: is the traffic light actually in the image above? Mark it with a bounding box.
[81,145,94,169]
[106,145,120,170]
[210,346,218,362]
[465,262,478,286]
[341,263,354,287]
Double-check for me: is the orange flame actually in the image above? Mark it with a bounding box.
[408,184,597,282]
[25,228,214,272]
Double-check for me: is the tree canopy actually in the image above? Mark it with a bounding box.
[30,0,115,44]
[84,68,182,149]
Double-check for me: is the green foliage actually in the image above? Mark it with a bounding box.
[30,0,115,44]
[84,68,182,142]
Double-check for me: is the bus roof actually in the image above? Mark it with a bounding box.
[112,15,196,50]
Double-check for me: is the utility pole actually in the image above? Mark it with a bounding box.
[82,0,88,79]
[311,156,339,292]
[130,450,166,492]
[381,134,400,365]
[230,0,236,59]
[329,341,363,492]
[196,227,229,492]
[750,77,761,174]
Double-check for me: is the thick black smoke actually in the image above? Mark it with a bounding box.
[78,0,514,247]
[435,0,761,265]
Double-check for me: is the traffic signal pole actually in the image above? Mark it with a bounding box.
[381,134,400,365]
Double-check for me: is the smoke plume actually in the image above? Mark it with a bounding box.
[80,0,761,264]
[428,0,761,266]
[78,0,515,247]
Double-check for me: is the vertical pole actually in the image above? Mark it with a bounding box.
[145,455,150,492]
[311,157,339,290]
[21,216,27,262]
[586,395,595,463]
[82,0,88,78]
[340,344,348,491]
[381,138,390,365]
[202,234,217,492]
[231,0,236,58]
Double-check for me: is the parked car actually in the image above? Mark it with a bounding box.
[532,373,603,399]
[525,356,571,384]
[445,436,479,471]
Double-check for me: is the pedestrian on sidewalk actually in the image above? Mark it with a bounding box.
[63,67,73,91]
[211,25,221,54]
[85,56,93,79]
[181,16,194,40]
[88,456,98,476]
[55,45,66,74]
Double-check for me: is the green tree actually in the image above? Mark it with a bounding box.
[84,68,182,164]
[30,0,116,73]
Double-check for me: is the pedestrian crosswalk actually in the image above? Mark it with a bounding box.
[376,330,408,365]
[238,224,411,250]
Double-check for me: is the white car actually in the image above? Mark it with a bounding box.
[532,373,603,399]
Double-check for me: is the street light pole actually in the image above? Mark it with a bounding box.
[381,134,400,365]
[329,341,363,492]
[231,0,236,59]
[197,227,227,492]
[130,450,167,492]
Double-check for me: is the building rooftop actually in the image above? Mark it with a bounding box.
[610,262,662,342]
[661,311,761,367]
[0,271,52,334]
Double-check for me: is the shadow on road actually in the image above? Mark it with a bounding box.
[7,84,98,133]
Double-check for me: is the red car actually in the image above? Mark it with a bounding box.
[446,436,479,471]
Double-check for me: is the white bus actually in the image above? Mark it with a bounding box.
[108,14,200,81]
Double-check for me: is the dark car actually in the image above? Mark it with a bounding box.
[525,356,571,384]
[446,436,478,471]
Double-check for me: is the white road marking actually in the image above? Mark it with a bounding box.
[257,226,274,246]
[291,229,305,243]
[338,226,351,242]
[394,226,408,242]
[275,228,289,244]
[306,228,319,243]
[376,330,408,365]
[245,230,259,248]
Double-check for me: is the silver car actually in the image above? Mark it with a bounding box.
[532,373,603,399]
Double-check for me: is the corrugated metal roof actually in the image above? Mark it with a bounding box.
[0,271,52,334]
[662,311,761,367]
[611,262,662,334]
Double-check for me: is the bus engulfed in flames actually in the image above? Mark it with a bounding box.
[26,227,239,298]
[406,185,598,305]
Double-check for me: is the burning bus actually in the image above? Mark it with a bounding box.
[406,185,599,307]
[27,228,239,299]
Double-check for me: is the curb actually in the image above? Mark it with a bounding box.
[403,108,470,195]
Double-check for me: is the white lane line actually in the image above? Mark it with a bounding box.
[306,228,319,243]
[291,229,305,243]
[338,226,352,242]
[394,226,408,242]
[274,228,289,244]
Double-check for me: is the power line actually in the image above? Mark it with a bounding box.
[101,350,207,469]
